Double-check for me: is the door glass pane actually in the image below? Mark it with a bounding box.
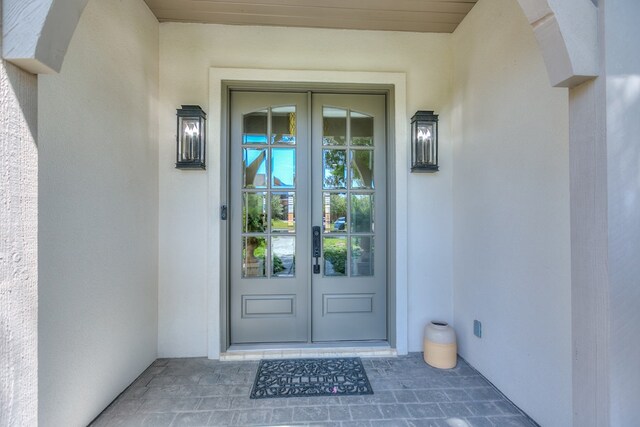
[323,236,347,276]
[271,106,296,145]
[350,150,374,189]
[271,192,295,233]
[322,149,347,189]
[243,236,267,278]
[351,236,374,277]
[322,192,347,233]
[323,107,347,146]
[351,112,373,146]
[242,192,267,233]
[243,148,267,188]
[351,194,374,233]
[271,148,296,188]
[243,109,268,144]
[272,236,295,277]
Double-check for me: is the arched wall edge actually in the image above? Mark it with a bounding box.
[2,0,89,74]
[515,0,599,88]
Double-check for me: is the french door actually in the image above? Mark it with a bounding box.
[229,90,386,344]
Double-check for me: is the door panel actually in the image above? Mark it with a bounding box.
[230,92,309,344]
[229,91,386,345]
[311,94,387,342]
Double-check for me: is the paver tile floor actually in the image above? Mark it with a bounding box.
[90,354,537,427]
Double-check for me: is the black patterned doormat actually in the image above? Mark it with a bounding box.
[250,357,374,399]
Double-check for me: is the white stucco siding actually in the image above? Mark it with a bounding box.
[451,0,571,426]
[1,34,39,427]
[604,1,640,425]
[158,24,454,356]
[38,0,159,425]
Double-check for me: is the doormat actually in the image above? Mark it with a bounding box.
[250,357,374,399]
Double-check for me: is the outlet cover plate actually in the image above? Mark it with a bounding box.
[474,320,482,338]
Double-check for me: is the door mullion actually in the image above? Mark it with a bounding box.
[306,91,313,344]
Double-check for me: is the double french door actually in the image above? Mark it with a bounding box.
[229,91,386,344]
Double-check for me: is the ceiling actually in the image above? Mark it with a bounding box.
[143,0,479,33]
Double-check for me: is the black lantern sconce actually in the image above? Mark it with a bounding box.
[176,105,206,169]
[410,110,439,172]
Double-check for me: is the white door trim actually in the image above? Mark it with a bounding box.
[207,68,408,359]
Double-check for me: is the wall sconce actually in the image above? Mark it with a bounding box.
[176,105,206,169]
[410,110,439,172]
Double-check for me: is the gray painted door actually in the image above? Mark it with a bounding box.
[230,91,386,344]
[311,94,387,341]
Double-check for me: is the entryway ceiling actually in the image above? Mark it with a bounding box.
[143,0,478,33]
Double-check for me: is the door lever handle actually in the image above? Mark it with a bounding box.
[312,226,321,274]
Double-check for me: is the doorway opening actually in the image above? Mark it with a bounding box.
[216,82,399,354]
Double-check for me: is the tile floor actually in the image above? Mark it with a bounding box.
[90,354,538,427]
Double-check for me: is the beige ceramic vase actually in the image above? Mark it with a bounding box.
[423,321,457,369]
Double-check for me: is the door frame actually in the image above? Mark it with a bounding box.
[207,68,409,359]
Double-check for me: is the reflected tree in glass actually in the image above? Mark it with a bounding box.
[351,194,374,233]
[350,150,374,189]
[351,236,374,277]
[271,192,295,233]
[242,192,267,233]
[323,149,347,189]
[323,237,347,276]
[323,192,347,233]
[243,236,266,278]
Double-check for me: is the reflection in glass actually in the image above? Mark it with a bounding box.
[415,123,435,165]
[271,106,296,145]
[271,148,296,188]
[351,112,373,146]
[322,149,347,189]
[243,148,267,188]
[179,118,201,161]
[323,107,347,146]
[243,110,268,144]
[351,236,374,277]
[350,150,374,189]
[242,192,267,233]
[351,194,374,233]
[243,236,267,278]
[323,236,347,276]
[272,236,295,277]
[322,192,347,233]
[271,192,295,233]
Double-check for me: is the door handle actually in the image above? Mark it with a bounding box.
[312,226,321,274]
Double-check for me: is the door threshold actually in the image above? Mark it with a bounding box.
[220,342,396,361]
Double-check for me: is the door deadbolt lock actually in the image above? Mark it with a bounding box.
[312,226,321,274]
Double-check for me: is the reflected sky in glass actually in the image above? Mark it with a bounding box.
[271,148,296,188]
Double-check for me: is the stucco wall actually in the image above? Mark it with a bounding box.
[451,0,571,426]
[38,0,159,425]
[604,0,640,424]
[1,23,38,427]
[158,24,453,356]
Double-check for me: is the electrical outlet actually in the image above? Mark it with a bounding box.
[473,320,482,338]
